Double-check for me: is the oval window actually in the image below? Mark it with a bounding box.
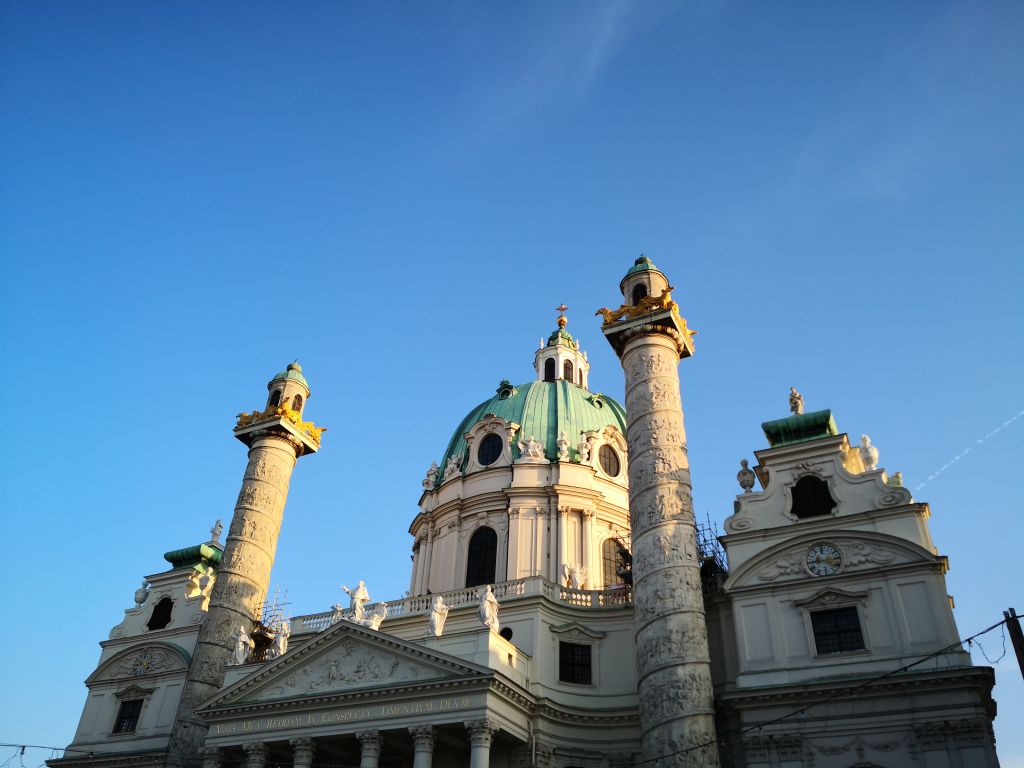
[599,445,620,477]
[478,433,504,466]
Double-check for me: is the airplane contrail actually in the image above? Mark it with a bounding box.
[915,408,1024,491]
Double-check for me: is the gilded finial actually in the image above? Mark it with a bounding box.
[556,304,568,329]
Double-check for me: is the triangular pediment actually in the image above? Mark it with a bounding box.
[201,620,492,710]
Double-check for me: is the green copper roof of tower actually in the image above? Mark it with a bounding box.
[271,361,308,388]
[435,380,626,487]
[620,255,663,287]
[163,543,223,570]
[761,409,838,447]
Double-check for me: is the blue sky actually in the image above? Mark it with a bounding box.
[2,1,1022,764]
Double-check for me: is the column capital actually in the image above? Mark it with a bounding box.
[464,718,499,747]
[289,737,315,764]
[242,742,266,768]
[356,730,381,756]
[581,508,595,519]
[200,748,221,768]
[409,724,435,749]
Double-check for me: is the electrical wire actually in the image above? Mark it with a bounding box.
[630,616,1009,767]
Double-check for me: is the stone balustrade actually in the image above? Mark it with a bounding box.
[292,576,631,634]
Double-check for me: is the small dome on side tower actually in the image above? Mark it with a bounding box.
[266,361,310,416]
[620,255,670,307]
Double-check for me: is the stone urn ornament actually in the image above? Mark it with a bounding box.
[134,580,150,609]
[737,459,756,494]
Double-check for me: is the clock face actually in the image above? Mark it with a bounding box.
[806,543,843,576]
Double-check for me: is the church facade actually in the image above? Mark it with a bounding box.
[52,258,999,767]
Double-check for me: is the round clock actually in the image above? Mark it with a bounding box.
[806,542,843,576]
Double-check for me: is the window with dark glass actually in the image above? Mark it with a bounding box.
[811,607,865,654]
[465,527,497,588]
[477,433,503,466]
[559,641,592,684]
[790,476,837,519]
[599,445,620,477]
[632,284,648,305]
[113,699,143,733]
[146,597,173,631]
[578,369,583,385]
[601,539,621,587]
[544,358,555,382]
[269,389,281,407]
[563,360,573,381]
[291,393,303,411]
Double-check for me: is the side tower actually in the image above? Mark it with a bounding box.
[597,257,718,765]
[165,362,324,768]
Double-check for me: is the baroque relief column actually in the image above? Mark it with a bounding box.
[166,364,323,768]
[599,269,718,766]
[356,730,381,768]
[409,726,434,768]
[465,719,499,768]
[290,738,315,768]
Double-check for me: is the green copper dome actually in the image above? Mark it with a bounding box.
[270,361,309,388]
[435,380,626,485]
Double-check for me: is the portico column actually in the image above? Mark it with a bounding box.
[243,743,266,768]
[200,747,220,768]
[289,737,315,768]
[581,508,595,586]
[356,730,381,768]
[409,726,434,768]
[465,719,498,768]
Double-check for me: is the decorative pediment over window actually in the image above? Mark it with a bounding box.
[794,587,868,609]
[550,622,607,642]
[201,621,493,710]
[88,643,192,684]
[463,414,521,474]
[114,683,156,700]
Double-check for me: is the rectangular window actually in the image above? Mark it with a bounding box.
[558,641,593,684]
[811,607,866,655]
[112,699,143,733]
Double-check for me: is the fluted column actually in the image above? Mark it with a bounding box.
[290,737,315,768]
[409,726,434,768]
[243,743,266,768]
[465,719,498,768]
[356,730,381,768]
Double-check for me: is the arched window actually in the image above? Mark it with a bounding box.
[563,360,573,381]
[578,369,583,386]
[465,527,498,588]
[790,476,837,519]
[291,393,303,412]
[544,358,556,382]
[268,389,282,408]
[146,597,173,631]
[632,284,648,305]
[602,539,621,587]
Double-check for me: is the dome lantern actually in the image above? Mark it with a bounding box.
[533,305,590,388]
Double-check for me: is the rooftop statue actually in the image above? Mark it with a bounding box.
[478,585,500,632]
[789,387,805,415]
[517,435,546,461]
[361,603,388,631]
[230,625,253,666]
[422,461,439,490]
[209,519,223,545]
[860,434,880,471]
[268,620,290,659]
[341,580,370,621]
[428,596,450,637]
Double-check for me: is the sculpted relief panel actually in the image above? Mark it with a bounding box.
[249,639,448,702]
[95,646,186,682]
